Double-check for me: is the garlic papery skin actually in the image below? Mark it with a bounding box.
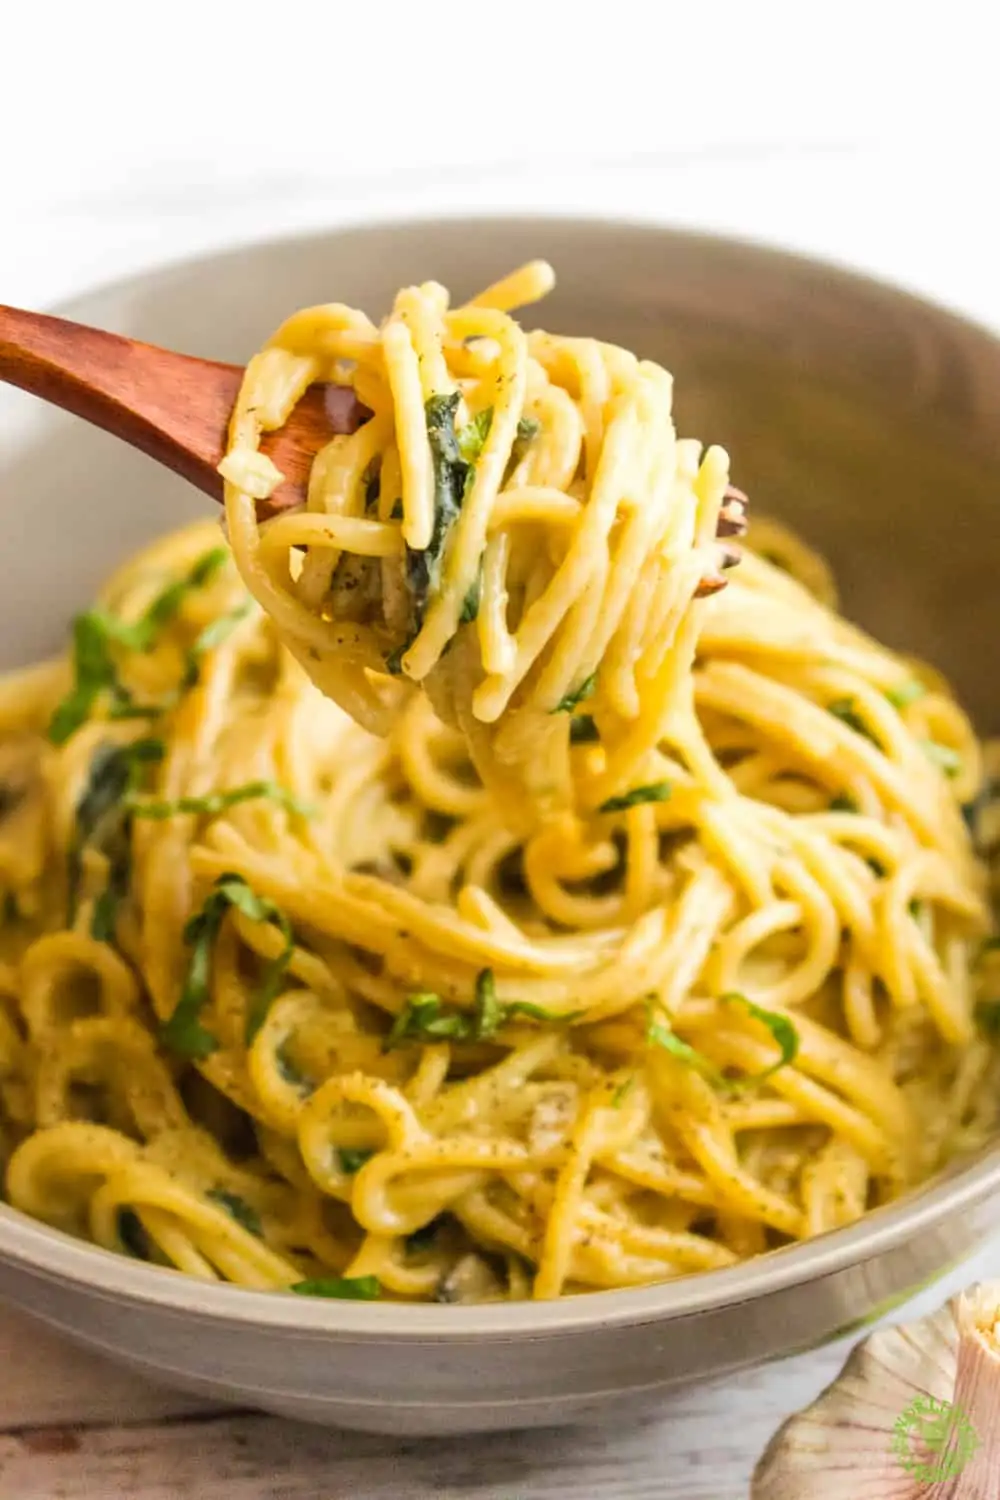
[751,1282,1000,1498]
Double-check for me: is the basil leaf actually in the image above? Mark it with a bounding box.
[569,715,600,745]
[505,415,541,479]
[610,1074,636,1108]
[336,1148,374,1175]
[181,600,253,689]
[49,551,229,742]
[599,781,672,814]
[885,679,927,709]
[553,673,597,715]
[129,780,311,822]
[723,993,800,1083]
[457,407,493,463]
[161,873,294,1058]
[829,792,860,813]
[207,1188,263,1238]
[921,740,962,779]
[647,1019,726,1085]
[386,970,578,1050]
[405,394,467,629]
[290,1275,381,1300]
[68,737,165,926]
[827,698,879,744]
[472,968,504,1039]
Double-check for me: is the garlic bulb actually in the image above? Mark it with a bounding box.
[753,1282,1000,1498]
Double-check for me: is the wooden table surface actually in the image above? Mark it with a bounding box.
[0,1239,996,1499]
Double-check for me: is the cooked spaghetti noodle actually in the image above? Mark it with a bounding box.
[0,264,998,1304]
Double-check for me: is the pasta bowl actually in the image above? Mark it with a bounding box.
[1,216,1000,1434]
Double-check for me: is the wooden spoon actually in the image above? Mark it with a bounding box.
[0,303,748,583]
[0,304,365,518]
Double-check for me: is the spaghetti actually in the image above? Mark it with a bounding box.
[0,264,997,1304]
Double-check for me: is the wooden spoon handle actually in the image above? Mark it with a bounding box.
[0,306,363,513]
[0,304,243,500]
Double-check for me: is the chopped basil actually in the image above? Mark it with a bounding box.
[405,394,469,630]
[49,550,229,743]
[385,968,575,1050]
[457,407,493,463]
[68,738,165,929]
[459,566,482,625]
[506,415,541,477]
[646,994,798,1092]
[647,1018,724,1084]
[275,1043,314,1096]
[552,673,597,715]
[336,1148,374,1175]
[129,780,311,822]
[207,1188,263,1238]
[161,874,294,1059]
[610,1074,636,1108]
[827,698,879,744]
[599,781,672,814]
[885,679,927,709]
[829,792,860,813]
[722,993,800,1082]
[921,740,962,778]
[290,1275,381,1300]
[181,600,253,690]
[569,715,600,745]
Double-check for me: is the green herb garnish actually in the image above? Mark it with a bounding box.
[610,1074,636,1108]
[921,740,962,779]
[180,600,253,690]
[336,1148,374,1175]
[161,874,294,1059]
[68,737,165,929]
[646,994,798,1092]
[405,393,469,629]
[290,1275,381,1300]
[599,781,672,814]
[385,968,575,1050]
[569,715,600,745]
[829,792,860,813]
[885,679,927,709]
[553,673,597,715]
[207,1188,263,1238]
[129,780,310,822]
[49,550,229,743]
[827,698,879,744]
[457,406,493,463]
[506,415,541,477]
[722,993,800,1083]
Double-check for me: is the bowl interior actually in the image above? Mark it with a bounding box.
[3,217,999,724]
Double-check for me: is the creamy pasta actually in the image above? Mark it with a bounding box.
[0,264,998,1305]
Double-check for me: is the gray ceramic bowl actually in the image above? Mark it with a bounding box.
[2,217,1000,1435]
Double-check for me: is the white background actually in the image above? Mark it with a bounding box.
[3,2,998,324]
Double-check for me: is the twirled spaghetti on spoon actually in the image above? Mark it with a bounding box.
[0,262,997,1305]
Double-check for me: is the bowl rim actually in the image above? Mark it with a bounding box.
[3,211,1000,1340]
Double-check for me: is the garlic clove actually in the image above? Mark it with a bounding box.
[752,1282,1000,1498]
